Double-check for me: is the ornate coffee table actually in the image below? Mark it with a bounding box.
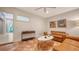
[38,35,54,51]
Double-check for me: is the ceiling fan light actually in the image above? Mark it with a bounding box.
[46,10,48,14]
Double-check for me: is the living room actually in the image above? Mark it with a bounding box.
[0,7,79,51]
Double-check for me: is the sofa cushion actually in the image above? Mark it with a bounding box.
[53,35,63,39]
[51,31,67,35]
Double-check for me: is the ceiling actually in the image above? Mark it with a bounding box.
[17,7,78,18]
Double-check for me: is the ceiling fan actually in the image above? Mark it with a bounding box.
[35,7,56,14]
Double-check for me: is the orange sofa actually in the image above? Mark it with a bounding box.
[51,31,68,42]
[66,35,79,42]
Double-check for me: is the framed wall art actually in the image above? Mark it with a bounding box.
[57,19,66,28]
[50,21,56,28]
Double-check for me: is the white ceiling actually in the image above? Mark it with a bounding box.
[17,7,78,18]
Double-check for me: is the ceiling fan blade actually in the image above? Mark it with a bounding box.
[47,7,56,8]
[34,7,56,14]
[35,7,42,10]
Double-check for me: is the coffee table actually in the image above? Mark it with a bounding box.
[38,35,54,51]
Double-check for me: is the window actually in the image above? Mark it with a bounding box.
[3,12,14,33]
[17,16,29,22]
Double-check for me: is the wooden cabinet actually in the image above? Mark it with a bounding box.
[21,31,35,41]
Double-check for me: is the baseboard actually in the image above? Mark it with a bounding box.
[0,42,14,46]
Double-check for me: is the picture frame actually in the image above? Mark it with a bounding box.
[57,19,66,28]
[50,21,56,28]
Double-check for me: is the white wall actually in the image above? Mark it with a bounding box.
[47,9,79,36]
[0,7,47,43]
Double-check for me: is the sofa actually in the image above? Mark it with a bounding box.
[53,36,79,51]
[66,35,79,41]
[51,31,68,42]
